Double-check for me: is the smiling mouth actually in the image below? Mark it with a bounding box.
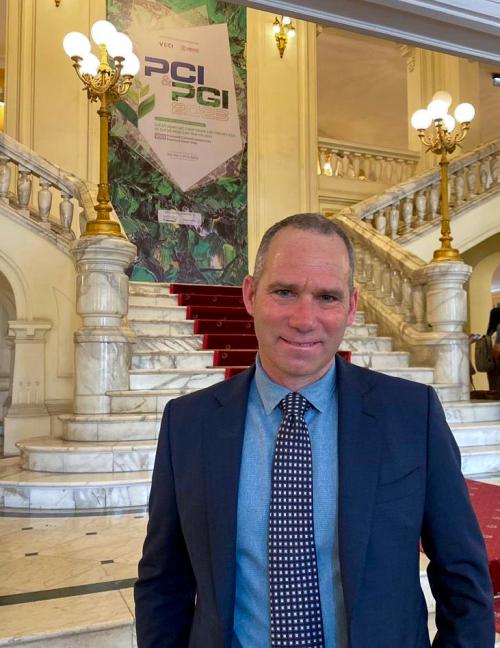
[281,338,319,348]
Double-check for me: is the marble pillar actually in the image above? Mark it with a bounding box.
[422,261,472,400]
[72,236,137,415]
[3,320,52,455]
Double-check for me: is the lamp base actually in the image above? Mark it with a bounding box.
[432,246,463,263]
[83,218,124,238]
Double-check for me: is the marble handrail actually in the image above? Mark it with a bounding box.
[336,212,471,400]
[342,138,500,241]
[318,137,419,185]
[0,132,126,240]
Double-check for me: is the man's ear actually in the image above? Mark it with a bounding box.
[346,287,359,325]
[242,274,255,317]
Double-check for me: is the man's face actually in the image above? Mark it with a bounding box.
[242,227,358,391]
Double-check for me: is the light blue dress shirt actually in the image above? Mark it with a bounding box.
[233,358,347,647]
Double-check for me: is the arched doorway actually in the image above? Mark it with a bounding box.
[0,271,16,454]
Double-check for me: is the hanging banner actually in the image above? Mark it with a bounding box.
[108,0,247,285]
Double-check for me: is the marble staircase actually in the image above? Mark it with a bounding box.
[1,281,500,510]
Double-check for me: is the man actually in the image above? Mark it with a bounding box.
[135,213,494,647]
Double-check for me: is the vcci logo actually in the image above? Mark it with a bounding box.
[145,56,229,109]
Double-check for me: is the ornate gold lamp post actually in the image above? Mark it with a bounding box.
[411,91,475,262]
[63,21,140,237]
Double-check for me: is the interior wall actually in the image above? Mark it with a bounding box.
[479,61,500,144]
[316,27,408,149]
[463,233,500,390]
[0,270,14,418]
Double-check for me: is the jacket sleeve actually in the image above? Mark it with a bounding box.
[421,387,495,647]
[134,401,196,647]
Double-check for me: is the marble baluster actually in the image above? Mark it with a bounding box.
[373,156,383,182]
[491,153,500,184]
[412,284,426,331]
[352,153,362,179]
[38,179,52,226]
[0,155,11,204]
[333,152,343,177]
[454,170,465,206]
[401,195,414,233]
[401,275,414,323]
[382,263,394,306]
[72,236,137,415]
[429,184,440,220]
[479,157,493,192]
[388,202,400,239]
[466,162,478,197]
[373,209,386,235]
[363,248,374,292]
[353,241,367,287]
[391,269,403,315]
[60,192,74,232]
[414,190,427,226]
[17,167,32,215]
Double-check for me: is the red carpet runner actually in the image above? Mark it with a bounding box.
[169,283,500,600]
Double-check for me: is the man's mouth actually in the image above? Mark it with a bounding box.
[281,338,319,348]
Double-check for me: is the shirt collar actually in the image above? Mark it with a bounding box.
[254,355,337,416]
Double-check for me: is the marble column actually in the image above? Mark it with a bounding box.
[72,235,137,415]
[3,320,52,455]
[421,261,472,400]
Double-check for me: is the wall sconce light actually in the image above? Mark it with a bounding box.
[272,16,296,58]
[492,73,500,87]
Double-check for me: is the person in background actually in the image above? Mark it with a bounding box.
[487,306,500,390]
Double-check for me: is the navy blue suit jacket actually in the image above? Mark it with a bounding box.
[135,357,494,647]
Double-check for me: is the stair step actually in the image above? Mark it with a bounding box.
[433,383,467,403]
[379,367,434,384]
[450,422,500,448]
[131,350,215,370]
[109,388,196,414]
[202,333,258,350]
[129,293,179,307]
[444,400,500,423]
[129,320,195,336]
[339,336,392,352]
[169,282,242,295]
[129,368,225,391]
[351,351,409,369]
[0,458,151,509]
[461,444,500,476]
[17,437,157,473]
[135,333,203,353]
[186,305,251,320]
[178,293,245,307]
[129,280,170,296]
[59,413,161,442]
[128,305,188,321]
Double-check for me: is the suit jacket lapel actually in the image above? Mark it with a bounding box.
[203,367,254,645]
[336,357,382,626]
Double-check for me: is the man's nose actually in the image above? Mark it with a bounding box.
[288,296,316,330]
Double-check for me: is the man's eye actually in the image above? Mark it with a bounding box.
[319,294,337,303]
[275,289,292,297]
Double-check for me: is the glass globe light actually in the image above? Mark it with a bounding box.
[282,16,292,25]
[63,32,91,58]
[288,25,296,37]
[411,109,432,130]
[272,21,280,34]
[80,53,100,76]
[91,20,117,46]
[442,113,456,132]
[432,90,452,108]
[454,102,475,123]
[107,32,133,59]
[121,53,140,77]
[427,99,448,121]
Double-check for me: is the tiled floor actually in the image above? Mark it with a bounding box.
[0,509,146,647]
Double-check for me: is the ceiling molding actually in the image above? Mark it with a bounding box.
[240,0,500,63]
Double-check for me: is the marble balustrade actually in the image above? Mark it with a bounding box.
[318,137,419,184]
[341,138,500,242]
[0,132,123,239]
[336,213,471,400]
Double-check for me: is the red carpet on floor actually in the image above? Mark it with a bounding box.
[467,480,500,595]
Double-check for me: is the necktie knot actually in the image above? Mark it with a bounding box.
[279,391,310,418]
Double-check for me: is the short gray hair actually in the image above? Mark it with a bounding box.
[253,213,356,290]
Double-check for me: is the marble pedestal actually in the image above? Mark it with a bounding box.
[72,236,137,415]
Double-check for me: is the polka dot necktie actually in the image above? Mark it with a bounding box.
[269,392,325,647]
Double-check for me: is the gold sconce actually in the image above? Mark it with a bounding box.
[411,90,475,263]
[272,16,296,58]
[63,21,140,237]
